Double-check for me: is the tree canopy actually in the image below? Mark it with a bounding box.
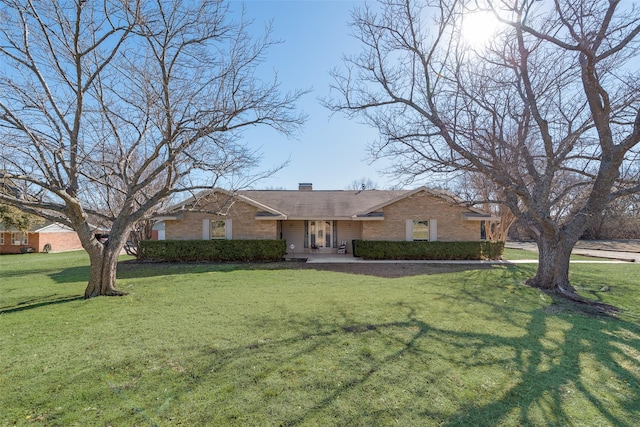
[328,0,640,304]
[0,0,306,297]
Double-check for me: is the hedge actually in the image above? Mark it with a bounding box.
[352,240,504,260]
[138,239,286,262]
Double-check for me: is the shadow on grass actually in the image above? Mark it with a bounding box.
[112,259,495,280]
[148,279,639,425]
[48,265,91,284]
[0,266,72,279]
[296,262,495,278]
[0,294,84,314]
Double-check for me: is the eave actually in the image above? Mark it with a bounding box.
[461,213,501,221]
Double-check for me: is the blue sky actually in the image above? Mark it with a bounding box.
[232,0,640,191]
[230,0,393,190]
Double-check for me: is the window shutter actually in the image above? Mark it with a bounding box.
[225,219,232,240]
[429,219,438,241]
[406,220,413,241]
[202,219,210,240]
[304,221,309,248]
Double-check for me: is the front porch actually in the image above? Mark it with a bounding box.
[280,219,361,255]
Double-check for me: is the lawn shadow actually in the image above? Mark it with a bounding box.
[163,283,639,425]
[297,262,495,278]
[438,310,640,426]
[0,294,84,314]
[48,265,91,284]
[115,259,496,280]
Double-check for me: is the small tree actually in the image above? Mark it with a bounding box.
[327,0,640,304]
[0,0,305,297]
[458,173,515,242]
[0,173,44,232]
[0,204,44,233]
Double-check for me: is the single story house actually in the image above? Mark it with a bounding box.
[154,183,499,255]
[0,222,83,254]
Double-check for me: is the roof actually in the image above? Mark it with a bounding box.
[239,189,408,219]
[0,221,74,233]
[161,187,498,221]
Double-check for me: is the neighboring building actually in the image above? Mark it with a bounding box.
[0,222,82,254]
[154,184,499,255]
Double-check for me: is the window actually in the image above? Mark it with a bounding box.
[412,220,430,241]
[202,219,231,240]
[210,220,226,239]
[11,232,28,245]
[307,220,333,248]
[0,233,4,245]
[407,219,437,241]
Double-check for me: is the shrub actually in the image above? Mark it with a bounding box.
[138,240,286,262]
[352,240,504,260]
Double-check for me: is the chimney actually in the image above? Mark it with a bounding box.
[298,182,313,191]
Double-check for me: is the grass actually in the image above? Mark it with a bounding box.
[1,251,639,426]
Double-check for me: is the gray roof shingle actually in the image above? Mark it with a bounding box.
[239,190,408,219]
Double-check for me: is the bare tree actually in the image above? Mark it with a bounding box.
[347,177,379,190]
[0,0,306,298]
[584,193,640,239]
[458,173,515,242]
[327,0,640,304]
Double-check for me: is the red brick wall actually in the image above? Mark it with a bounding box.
[38,231,83,252]
[0,231,82,254]
[0,232,33,254]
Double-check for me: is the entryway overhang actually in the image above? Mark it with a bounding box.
[352,212,385,221]
[461,213,501,222]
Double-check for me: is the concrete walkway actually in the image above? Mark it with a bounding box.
[284,240,640,264]
[291,253,630,265]
[506,241,640,263]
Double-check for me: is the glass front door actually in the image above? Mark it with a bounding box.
[309,220,332,248]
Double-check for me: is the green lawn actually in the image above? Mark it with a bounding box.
[1,251,639,426]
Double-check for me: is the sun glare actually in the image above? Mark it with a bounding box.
[461,11,501,49]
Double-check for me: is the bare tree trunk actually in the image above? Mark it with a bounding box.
[526,234,574,293]
[84,243,127,298]
[525,230,619,313]
[82,221,129,299]
[84,243,128,298]
[487,208,516,242]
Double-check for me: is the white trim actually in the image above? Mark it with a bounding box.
[406,220,413,241]
[225,219,232,240]
[255,215,287,220]
[429,219,438,241]
[461,213,501,221]
[153,216,179,222]
[11,232,28,245]
[34,223,74,233]
[202,219,210,240]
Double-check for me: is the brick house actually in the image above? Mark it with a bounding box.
[154,184,498,254]
[0,222,83,254]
